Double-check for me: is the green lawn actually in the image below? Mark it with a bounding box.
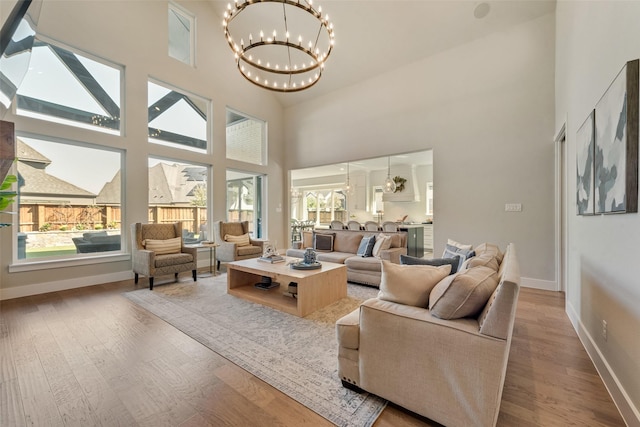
[26,246,77,258]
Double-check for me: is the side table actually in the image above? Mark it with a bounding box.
[188,242,219,277]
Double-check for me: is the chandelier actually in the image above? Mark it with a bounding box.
[222,0,335,93]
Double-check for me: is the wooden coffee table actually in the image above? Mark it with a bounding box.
[227,257,347,317]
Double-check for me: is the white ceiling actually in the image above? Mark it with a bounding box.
[210,0,556,107]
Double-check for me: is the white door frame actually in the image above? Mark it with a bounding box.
[554,120,567,292]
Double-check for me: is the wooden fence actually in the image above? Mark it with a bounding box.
[19,204,207,233]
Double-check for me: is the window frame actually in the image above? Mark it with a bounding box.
[168,1,196,67]
[9,132,127,270]
[15,36,124,135]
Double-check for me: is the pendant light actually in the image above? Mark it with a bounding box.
[344,162,353,195]
[383,156,396,193]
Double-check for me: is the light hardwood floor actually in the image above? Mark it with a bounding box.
[0,276,626,426]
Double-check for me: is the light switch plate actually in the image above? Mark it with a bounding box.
[505,203,522,212]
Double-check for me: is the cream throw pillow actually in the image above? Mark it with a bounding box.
[378,260,452,307]
[372,233,392,257]
[225,233,250,246]
[144,237,181,255]
[447,238,473,251]
[429,266,499,319]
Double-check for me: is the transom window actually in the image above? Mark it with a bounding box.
[168,2,195,66]
[16,39,122,134]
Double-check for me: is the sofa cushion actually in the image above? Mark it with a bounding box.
[237,245,262,256]
[225,233,250,247]
[378,260,451,307]
[155,252,193,267]
[316,251,352,264]
[474,243,504,263]
[466,252,500,272]
[302,230,314,248]
[144,237,181,255]
[345,255,383,272]
[357,235,376,257]
[313,233,335,252]
[400,255,459,275]
[333,231,364,253]
[429,266,499,319]
[372,233,392,257]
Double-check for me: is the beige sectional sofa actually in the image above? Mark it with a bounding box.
[336,243,520,427]
[285,229,407,286]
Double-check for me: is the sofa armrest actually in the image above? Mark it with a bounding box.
[336,307,361,350]
[379,247,407,263]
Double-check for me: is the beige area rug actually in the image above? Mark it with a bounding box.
[124,274,386,427]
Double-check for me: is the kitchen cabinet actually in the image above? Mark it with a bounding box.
[399,225,424,258]
[423,224,433,250]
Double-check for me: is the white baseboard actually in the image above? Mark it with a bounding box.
[521,276,557,291]
[0,271,134,301]
[566,301,640,427]
[1,259,214,301]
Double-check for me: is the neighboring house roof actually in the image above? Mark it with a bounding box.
[95,169,121,205]
[16,139,52,168]
[96,162,206,205]
[18,161,96,197]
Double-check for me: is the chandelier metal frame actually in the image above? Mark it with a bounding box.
[223,0,335,93]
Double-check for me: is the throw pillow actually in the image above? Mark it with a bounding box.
[313,233,335,252]
[429,266,499,319]
[372,233,392,257]
[225,233,250,247]
[378,260,452,307]
[356,235,376,257]
[447,238,473,251]
[400,255,459,275]
[144,237,181,255]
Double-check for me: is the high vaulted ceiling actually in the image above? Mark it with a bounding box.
[210,0,556,107]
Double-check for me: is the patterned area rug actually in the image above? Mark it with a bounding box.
[124,274,386,427]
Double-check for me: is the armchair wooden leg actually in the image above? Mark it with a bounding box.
[192,270,197,281]
[134,273,139,284]
[175,273,179,280]
[217,260,221,270]
[149,277,154,290]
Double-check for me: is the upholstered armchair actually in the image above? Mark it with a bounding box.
[131,222,197,290]
[213,220,264,268]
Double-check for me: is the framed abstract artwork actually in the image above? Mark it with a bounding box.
[594,59,639,214]
[576,110,595,215]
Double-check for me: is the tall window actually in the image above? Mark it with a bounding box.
[148,80,209,153]
[168,2,195,66]
[16,39,122,134]
[226,170,265,238]
[15,136,123,260]
[148,157,209,242]
[302,189,347,225]
[226,108,266,165]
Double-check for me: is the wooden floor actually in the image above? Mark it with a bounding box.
[0,278,625,426]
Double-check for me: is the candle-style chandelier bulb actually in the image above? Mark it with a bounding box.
[222,0,335,93]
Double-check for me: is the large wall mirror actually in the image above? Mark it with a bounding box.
[290,150,433,230]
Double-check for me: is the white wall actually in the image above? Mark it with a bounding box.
[285,13,556,284]
[556,2,640,423]
[0,0,286,298]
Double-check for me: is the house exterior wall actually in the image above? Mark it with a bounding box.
[555,1,640,423]
[285,13,556,284]
[0,0,286,296]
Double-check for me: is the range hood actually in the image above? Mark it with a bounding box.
[382,164,421,202]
